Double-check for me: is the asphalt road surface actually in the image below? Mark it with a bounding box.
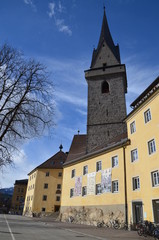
[0,214,149,240]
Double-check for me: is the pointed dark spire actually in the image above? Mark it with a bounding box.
[59,144,63,151]
[90,8,120,68]
[97,7,115,53]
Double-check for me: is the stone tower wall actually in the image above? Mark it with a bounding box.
[86,71,127,153]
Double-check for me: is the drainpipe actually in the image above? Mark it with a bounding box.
[123,146,128,226]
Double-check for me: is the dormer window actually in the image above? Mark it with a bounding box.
[101,81,109,93]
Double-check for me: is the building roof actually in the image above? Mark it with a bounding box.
[130,76,159,109]
[64,133,129,167]
[91,8,120,68]
[126,76,159,120]
[14,179,28,185]
[28,150,68,175]
[65,135,87,164]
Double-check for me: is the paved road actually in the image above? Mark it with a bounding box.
[0,214,150,240]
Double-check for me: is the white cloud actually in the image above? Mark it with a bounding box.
[124,55,159,113]
[23,0,36,11]
[39,56,88,87]
[55,18,72,35]
[58,1,64,13]
[48,2,55,18]
[76,109,87,116]
[24,0,31,4]
[55,90,86,108]
[13,149,27,164]
[48,2,72,36]
[0,148,35,188]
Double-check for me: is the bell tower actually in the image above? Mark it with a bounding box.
[85,8,127,153]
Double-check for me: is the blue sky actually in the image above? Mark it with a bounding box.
[0,0,159,188]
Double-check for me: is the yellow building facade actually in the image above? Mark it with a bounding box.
[125,77,159,225]
[61,137,129,214]
[60,77,159,226]
[23,148,67,216]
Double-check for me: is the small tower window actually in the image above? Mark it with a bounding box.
[101,81,109,93]
[103,63,107,71]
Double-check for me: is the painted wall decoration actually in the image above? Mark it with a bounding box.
[74,176,82,196]
[87,172,96,195]
[101,168,112,193]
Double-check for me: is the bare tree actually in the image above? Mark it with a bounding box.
[0,44,55,168]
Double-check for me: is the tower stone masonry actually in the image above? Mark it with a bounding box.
[85,9,127,153]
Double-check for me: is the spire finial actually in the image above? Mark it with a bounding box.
[103,1,106,12]
[59,144,63,151]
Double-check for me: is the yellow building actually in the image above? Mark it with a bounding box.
[23,146,67,216]
[60,78,159,227]
[125,76,159,225]
[61,135,130,223]
[60,8,159,228]
[11,179,28,215]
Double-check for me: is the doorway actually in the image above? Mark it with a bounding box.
[54,205,60,212]
[132,201,143,224]
[152,199,159,223]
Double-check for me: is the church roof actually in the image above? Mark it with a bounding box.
[91,8,120,68]
[28,150,68,175]
[64,133,129,166]
[65,135,87,164]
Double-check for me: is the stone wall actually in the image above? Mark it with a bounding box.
[86,73,127,152]
[60,205,125,227]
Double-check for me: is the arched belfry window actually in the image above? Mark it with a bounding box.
[101,81,109,94]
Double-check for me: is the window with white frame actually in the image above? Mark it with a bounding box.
[70,188,74,198]
[83,165,88,175]
[148,139,156,155]
[96,184,102,195]
[82,186,87,196]
[151,171,159,187]
[71,169,75,178]
[144,109,151,123]
[130,121,136,134]
[96,161,102,172]
[112,180,119,193]
[112,155,118,168]
[132,176,140,190]
[131,149,138,162]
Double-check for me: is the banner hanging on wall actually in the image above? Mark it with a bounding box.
[101,168,112,193]
[87,172,96,195]
[74,176,82,196]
